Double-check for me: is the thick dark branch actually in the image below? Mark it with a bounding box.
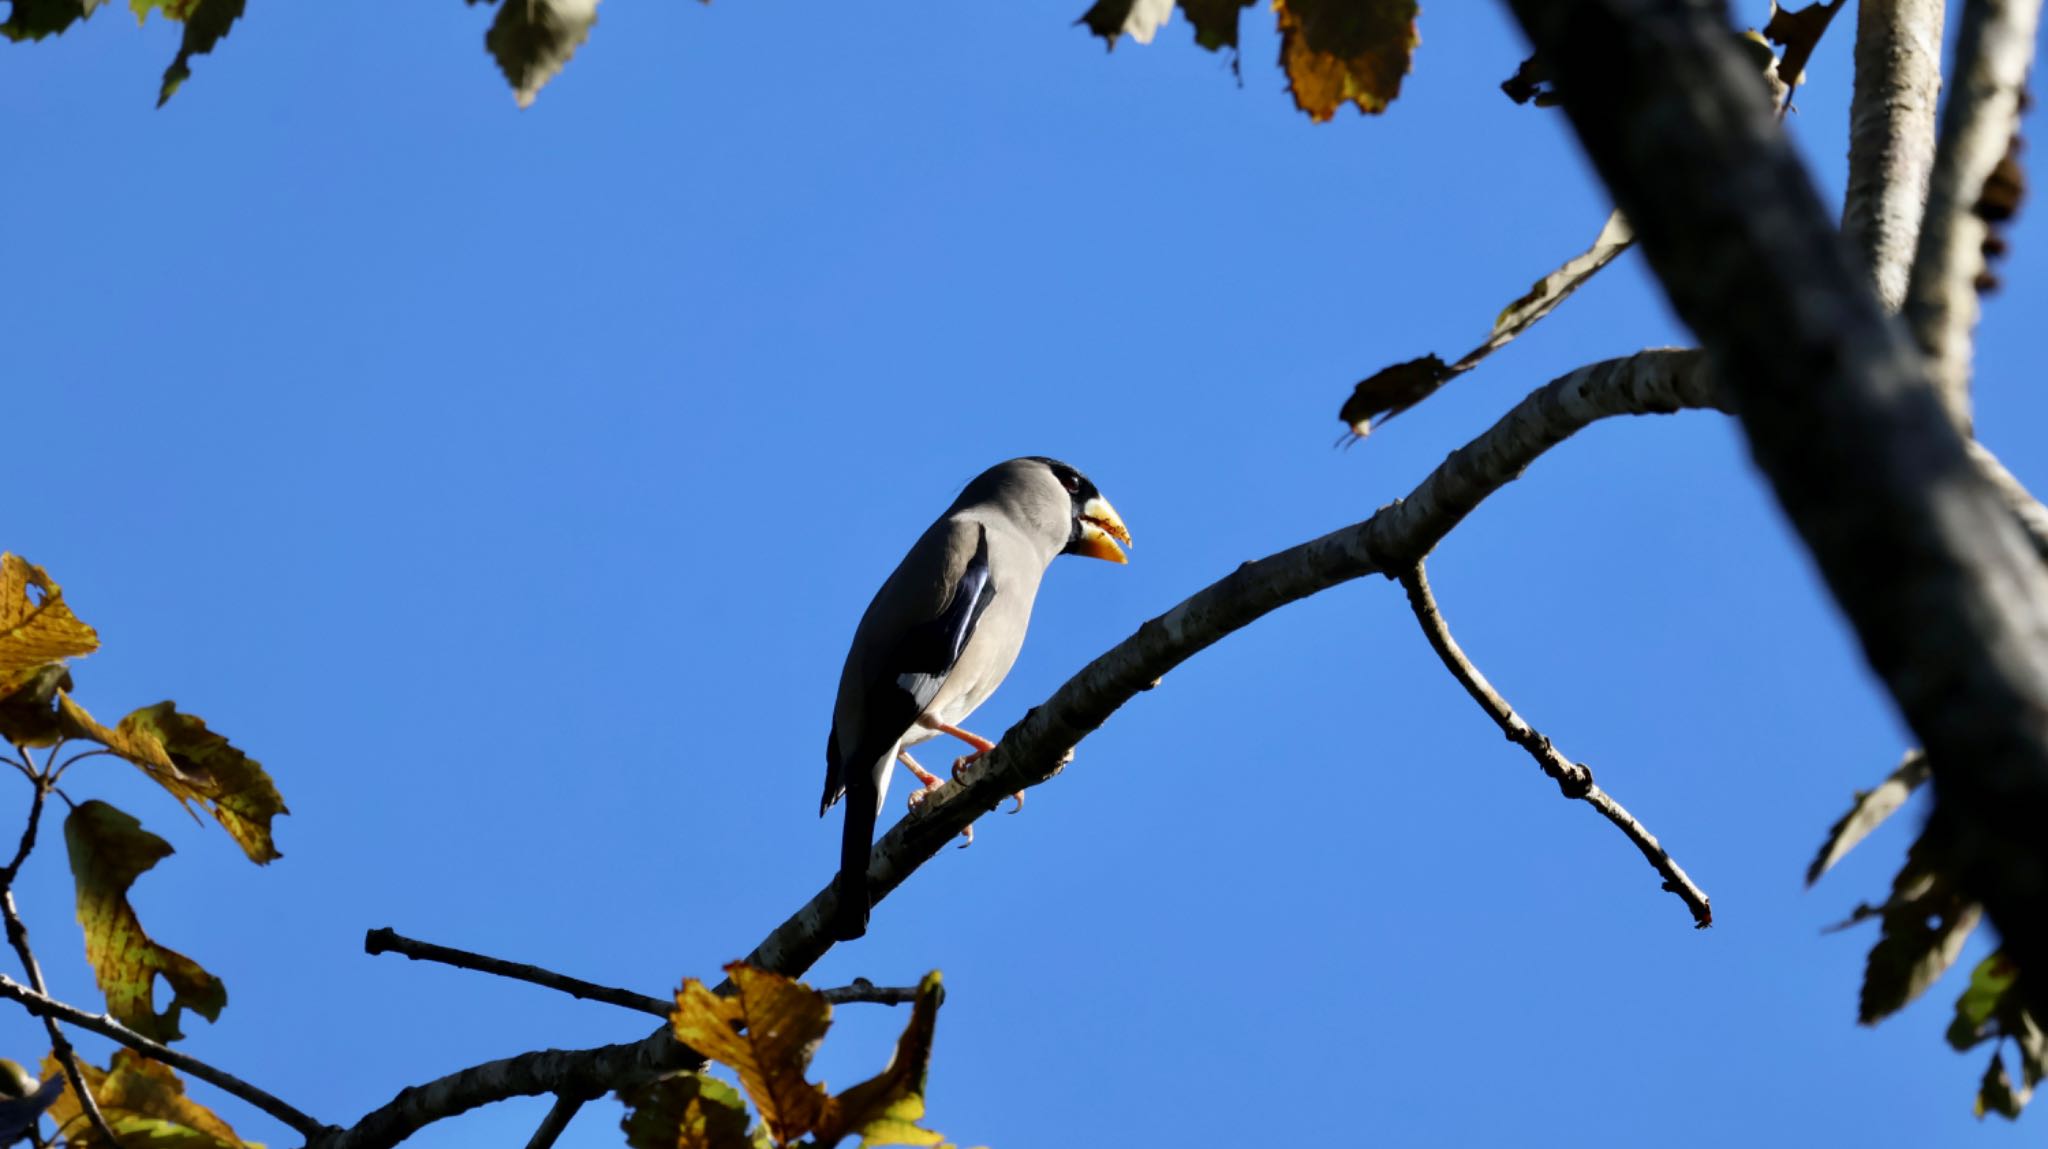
[1503,0,2048,1024]
[1397,562,1712,927]
[316,348,1724,1149]
[1902,0,2041,424]
[0,972,331,1138]
[1843,0,1946,309]
[365,928,671,1018]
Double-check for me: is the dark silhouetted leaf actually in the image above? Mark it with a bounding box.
[484,0,600,109]
[0,663,73,749]
[1807,749,1930,885]
[1338,354,1449,439]
[620,1071,756,1149]
[1274,0,1417,121]
[63,801,226,1044]
[0,1061,63,1144]
[0,0,104,40]
[1762,0,1847,109]
[1837,831,1981,1024]
[1077,0,1172,47]
[1500,54,1557,106]
[1180,0,1255,51]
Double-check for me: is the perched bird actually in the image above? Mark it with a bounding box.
[821,457,1132,941]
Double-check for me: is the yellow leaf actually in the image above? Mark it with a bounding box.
[58,695,286,864]
[618,1071,757,1149]
[1274,0,1417,122]
[63,801,226,1044]
[0,554,98,680]
[818,973,951,1148]
[43,1050,255,1149]
[671,965,835,1147]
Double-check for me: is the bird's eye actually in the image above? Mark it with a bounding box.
[1060,472,1082,494]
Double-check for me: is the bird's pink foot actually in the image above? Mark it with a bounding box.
[899,751,943,813]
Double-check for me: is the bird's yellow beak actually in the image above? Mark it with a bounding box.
[1073,496,1133,564]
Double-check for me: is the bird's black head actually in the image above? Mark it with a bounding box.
[1024,456,1132,564]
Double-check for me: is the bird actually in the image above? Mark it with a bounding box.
[820,457,1132,941]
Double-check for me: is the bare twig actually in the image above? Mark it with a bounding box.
[0,782,119,1149]
[521,1093,590,1149]
[1503,0,2048,1025]
[310,347,1728,1149]
[0,972,330,1138]
[1843,0,1946,309]
[365,927,671,1018]
[1902,0,2042,425]
[1398,561,1712,927]
[821,978,922,1006]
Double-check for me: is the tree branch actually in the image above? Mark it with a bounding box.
[521,1093,589,1149]
[312,346,1726,1149]
[1842,0,1946,310]
[1397,561,1712,927]
[364,928,672,1018]
[1502,0,2048,1025]
[1902,0,2042,425]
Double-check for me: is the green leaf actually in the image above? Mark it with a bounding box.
[619,1071,755,1149]
[63,801,226,1044]
[1807,750,1930,885]
[157,0,246,106]
[42,1050,254,1148]
[483,0,600,109]
[1948,952,2020,1051]
[59,696,287,864]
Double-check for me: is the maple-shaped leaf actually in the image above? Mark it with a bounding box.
[1807,750,1929,885]
[816,972,956,1149]
[619,1071,757,1149]
[482,0,600,109]
[42,1050,252,1148]
[0,555,99,681]
[0,664,74,749]
[1274,0,1417,121]
[1077,0,1174,48]
[0,0,105,40]
[1834,830,1982,1024]
[57,695,287,864]
[128,0,247,105]
[671,964,835,1147]
[63,801,227,1044]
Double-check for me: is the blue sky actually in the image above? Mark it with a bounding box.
[4,1,2045,1146]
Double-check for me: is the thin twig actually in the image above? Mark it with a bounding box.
[1397,562,1712,927]
[48,748,115,786]
[365,927,671,1018]
[364,927,924,1014]
[0,781,120,1148]
[0,972,330,1139]
[522,1093,590,1149]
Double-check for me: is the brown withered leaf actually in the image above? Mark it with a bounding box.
[1763,0,1847,107]
[815,972,951,1148]
[1338,354,1450,439]
[671,964,835,1146]
[1275,0,1417,121]
[63,802,227,1044]
[57,695,286,864]
[1807,749,1931,886]
[485,0,600,109]
[0,555,99,681]
[43,1050,249,1148]
[1481,210,1634,361]
[619,1071,757,1149]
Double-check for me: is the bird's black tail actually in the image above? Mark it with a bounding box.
[833,773,877,941]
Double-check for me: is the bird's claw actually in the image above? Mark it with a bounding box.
[956,823,974,849]
[1008,791,1025,814]
[951,751,986,782]
[907,784,942,814]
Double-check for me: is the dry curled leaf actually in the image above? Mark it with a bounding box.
[64,801,227,1044]
[671,964,835,1146]
[1338,354,1450,438]
[1807,749,1930,885]
[58,695,287,864]
[815,972,949,1148]
[1275,0,1417,121]
[43,1050,251,1148]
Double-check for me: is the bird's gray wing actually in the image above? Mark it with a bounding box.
[820,520,998,814]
